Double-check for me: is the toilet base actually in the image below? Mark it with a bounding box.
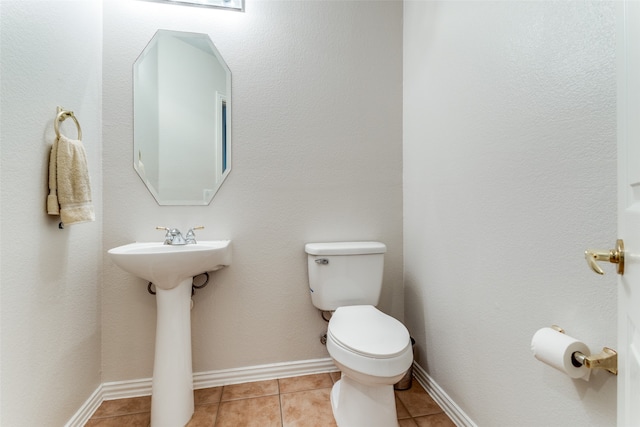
[330,376,399,427]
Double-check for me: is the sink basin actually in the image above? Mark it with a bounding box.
[107,239,231,427]
[108,240,231,290]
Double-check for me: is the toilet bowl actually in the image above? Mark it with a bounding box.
[326,305,413,427]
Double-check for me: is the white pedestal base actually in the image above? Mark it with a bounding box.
[330,376,399,427]
[150,278,194,427]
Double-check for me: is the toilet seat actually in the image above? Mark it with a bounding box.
[328,305,410,358]
[326,305,413,380]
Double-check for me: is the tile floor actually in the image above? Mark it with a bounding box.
[85,372,455,427]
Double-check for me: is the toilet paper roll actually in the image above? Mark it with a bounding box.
[531,327,591,381]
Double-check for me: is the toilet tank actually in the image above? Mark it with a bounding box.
[305,242,386,311]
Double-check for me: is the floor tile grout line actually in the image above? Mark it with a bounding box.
[278,386,333,396]
[277,380,284,427]
[89,411,150,420]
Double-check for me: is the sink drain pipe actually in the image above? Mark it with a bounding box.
[147,272,210,297]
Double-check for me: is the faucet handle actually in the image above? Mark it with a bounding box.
[156,226,173,235]
[185,226,204,244]
[156,226,171,237]
[157,226,173,244]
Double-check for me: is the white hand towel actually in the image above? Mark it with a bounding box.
[47,134,95,225]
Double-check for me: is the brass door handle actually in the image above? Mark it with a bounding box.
[585,239,624,275]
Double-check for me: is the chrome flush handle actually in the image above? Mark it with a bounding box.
[585,239,625,275]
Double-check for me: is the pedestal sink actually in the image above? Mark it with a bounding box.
[108,240,231,427]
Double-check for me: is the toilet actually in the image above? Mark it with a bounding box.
[305,242,413,427]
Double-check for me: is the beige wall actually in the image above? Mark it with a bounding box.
[102,0,404,381]
[0,1,103,425]
[403,1,617,425]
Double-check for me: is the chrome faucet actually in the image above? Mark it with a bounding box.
[157,226,204,245]
[157,227,186,245]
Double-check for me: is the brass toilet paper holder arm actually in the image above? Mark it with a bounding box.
[551,325,618,375]
[572,347,618,376]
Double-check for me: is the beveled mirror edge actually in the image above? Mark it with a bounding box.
[139,0,244,12]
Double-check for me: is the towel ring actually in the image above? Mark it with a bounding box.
[55,107,82,140]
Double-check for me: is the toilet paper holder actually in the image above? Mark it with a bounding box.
[551,325,618,375]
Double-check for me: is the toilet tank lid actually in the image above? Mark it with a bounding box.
[305,241,386,255]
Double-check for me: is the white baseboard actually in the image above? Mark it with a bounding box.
[193,357,338,389]
[412,362,477,427]
[64,385,104,427]
[102,377,153,401]
[65,357,337,426]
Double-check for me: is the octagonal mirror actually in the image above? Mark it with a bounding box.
[134,30,231,205]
